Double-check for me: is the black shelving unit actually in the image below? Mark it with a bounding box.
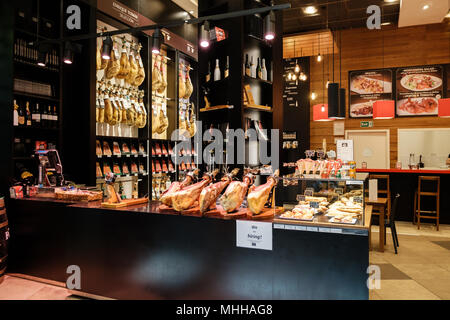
[198,0,283,183]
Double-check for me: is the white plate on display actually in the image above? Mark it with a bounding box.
[396,97,438,116]
[329,217,358,225]
[400,74,442,91]
[351,76,391,94]
[350,101,374,118]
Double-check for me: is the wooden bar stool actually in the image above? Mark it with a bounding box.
[368,174,391,244]
[413,176,440,231]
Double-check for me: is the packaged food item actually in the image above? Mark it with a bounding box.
[131,144,138,155]
[121,142,130,154]
[96,140,102,156]
[103,141,112,156]
[122,162,129,175]
[131,161,138,173]
[113,162,121,175]
[96,162,103,177]
[139,142,146,154]
[103,162,112,175]
[112,141,121,156]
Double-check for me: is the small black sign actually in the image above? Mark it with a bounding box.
[310,201,319,209]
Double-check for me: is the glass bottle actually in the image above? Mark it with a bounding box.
[224,56,229,78]
[256,57,262,79]
[261,58,267,81]
[214,59,221,81]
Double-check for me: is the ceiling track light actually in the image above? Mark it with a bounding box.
[37,50,46,66]
[264,10,276,41]
[101,35,113,60]
[152,28,164,54]
[200,21,210,48]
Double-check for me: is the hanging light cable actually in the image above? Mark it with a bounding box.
[317,33,322,62]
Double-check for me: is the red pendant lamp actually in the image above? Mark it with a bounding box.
[438,98,450,118]
[373,100,395,119]
[313,104,333,121]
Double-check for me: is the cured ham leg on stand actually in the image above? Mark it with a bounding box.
[199,168,240,214]
[219,174,254,213]
[171,169,219,212]
[159,169,199,206]
[247,170,279,215]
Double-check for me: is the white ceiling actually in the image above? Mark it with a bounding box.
[398,0,449,27]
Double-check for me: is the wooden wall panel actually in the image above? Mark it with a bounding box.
[307,23,450,168]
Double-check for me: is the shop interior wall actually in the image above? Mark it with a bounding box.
[309,23,450,168]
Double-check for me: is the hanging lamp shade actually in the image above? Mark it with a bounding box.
[438,98,450,118]
[373,100,395,119]
[313,104,333,121]
[327,83,341,118]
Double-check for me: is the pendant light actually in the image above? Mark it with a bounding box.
[372,13,394,120]
[264,9,276,40]
[438,98,450,118]
[151,28,164,54]
[317,33,322,62]
[311,92,317,100]
[331,30,345,119]
[101,35,113,60]
[200,21,210,48]
[63,42,74,64]
[328,30,341,119]
[37,47,46,66]
[314,42,333,122]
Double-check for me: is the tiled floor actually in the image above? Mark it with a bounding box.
[0,221,449,300]
[369,221,450,300]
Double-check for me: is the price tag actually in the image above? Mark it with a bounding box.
[304,188,314,196]
[335,188,344,195]
[310,201,319,209]
[354,196,363,204]
[316,150,325,159]
[305,150,315,158]
[296,194,306,202]
[236,220,272,251]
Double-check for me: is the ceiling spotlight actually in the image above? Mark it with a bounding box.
[304,6,318,14]
[264,11,276,40]
[152,28,164,54]
[63,42,74,64]
[422,4,430,10]
[200,21,210,48]
[101,36,113,60]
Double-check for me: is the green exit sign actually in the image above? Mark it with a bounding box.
[360,121,374,128]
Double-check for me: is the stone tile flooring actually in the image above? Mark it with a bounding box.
[0,221,449,300]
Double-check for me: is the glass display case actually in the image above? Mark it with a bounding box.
[275,173,368,226]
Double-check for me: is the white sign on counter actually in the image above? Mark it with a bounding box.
[236,220,272,251]
[336,139,354,162]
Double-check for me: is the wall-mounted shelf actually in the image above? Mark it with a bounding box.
[200,104,234,112]
[243,75,272,85]
[13,91,59,102]
[244,104,272,112]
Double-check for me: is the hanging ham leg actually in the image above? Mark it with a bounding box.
[171,169,219,212]
[199,168,240,214]
[247,170,279,215]
[219,174,254,213]
[160,169,199,206]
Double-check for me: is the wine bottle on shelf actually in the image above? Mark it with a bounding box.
[256,58,262,80]
[41,105,48,128]
[214,59,221,81]
[13,99,19,126]
[261,58,267,81]
[18,101,25,126]
[32,102,41,127]
[25,101,31,126]
[249,56,255,78]
[47,105,53,128]
[224,56,229,78]
[206,61,211,82]
[245,54,250,77]
[53,105,58,128]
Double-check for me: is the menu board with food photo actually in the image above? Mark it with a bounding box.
[396,65,443,116]
[349,69,393,118]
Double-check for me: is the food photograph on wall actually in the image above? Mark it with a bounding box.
[396,65,443,116]
[349,69,393,118]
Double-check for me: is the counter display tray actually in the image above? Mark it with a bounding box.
[276,214,315,222]
[101,197,149,208]
[329,217,358,225]
[246,207,282,220]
